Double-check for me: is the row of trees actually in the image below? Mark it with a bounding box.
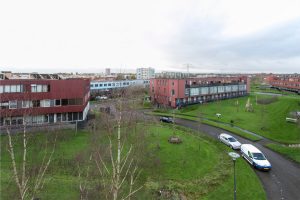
[2,86,150,199]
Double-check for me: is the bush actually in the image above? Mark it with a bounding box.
[257,96,278,105]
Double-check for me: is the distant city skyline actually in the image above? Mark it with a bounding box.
[1,0,300,74]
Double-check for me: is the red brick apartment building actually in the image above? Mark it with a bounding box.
[0,72,90,127]
[150,76,250,108]
[266,75,300,94]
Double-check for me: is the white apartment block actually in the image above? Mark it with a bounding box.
[136,67,155,80]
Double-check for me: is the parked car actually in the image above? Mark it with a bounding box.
[159,117,174,123]
[241,144,272,171]
[95,96,108,100]
[218,133,241,149]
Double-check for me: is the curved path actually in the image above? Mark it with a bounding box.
[174,118,300,200]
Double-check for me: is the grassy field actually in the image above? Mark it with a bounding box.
[168,94,300,144]
[1,126,265,199]
[265,143,300,164]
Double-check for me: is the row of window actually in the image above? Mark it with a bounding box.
[0,85,23,93]
[31,84,50,92]
[0,112,84,126]
[91,80,150,88]
[91,82,133,88]
[0,98,83,109]
[0,84,50,93]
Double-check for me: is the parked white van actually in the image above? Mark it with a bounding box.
[241,144,272,171]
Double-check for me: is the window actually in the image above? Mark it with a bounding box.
[37,85,42,92]
[42,85,48,92]
[0,102,9,109]
[95,84,98,87]
[41,100,50,107]
[104,84,107,86]
[11,85,17,93]
[17,118,23,125]
[75,98,83,105]
[31,84,37,92]
[50,100,55,107]
[62,99,68,106]
[16,85,22,92]
[62,113,67,121]
[44,115,49,123]
[17,101,22,109]
[57,113,62,122]
[32,100,40,107]
[22,101,31,108]
[9,100,17,109]
[100,84,103,87]
[108,83,111,86]
[0,86,3,93]
[171,89,175,96]
[55,99,61,106]
[79,112,83,120]
[67,113,73,121]
[73,112,78,120]
[68,99,76,105]
[5,85,10,93]
[90,84,94,87]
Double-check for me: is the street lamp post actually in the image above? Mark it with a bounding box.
[228,152,240,200]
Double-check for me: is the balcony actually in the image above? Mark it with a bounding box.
[185,82,245,88]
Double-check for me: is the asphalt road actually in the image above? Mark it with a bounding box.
[174,118,300,200]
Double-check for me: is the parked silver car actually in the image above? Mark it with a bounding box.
[218,133,241,150]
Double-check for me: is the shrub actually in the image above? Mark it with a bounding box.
[257,96,278,105]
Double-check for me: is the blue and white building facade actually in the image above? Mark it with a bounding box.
[90,79,150,94]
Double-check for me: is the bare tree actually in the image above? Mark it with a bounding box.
[5,116,57,200]
[85,87,146,199]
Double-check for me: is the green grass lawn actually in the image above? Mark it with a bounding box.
[0,129,90,200]
[265,143,300,164]
[202,158,265,200]
[1,126,265,199]
[171,94,300,144]
[147,111,262,141]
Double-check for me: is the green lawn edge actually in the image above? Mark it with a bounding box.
[265,143,300,164]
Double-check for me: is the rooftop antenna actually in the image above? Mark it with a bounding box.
[186,63,190,78]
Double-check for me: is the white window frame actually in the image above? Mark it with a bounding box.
[9,100,17,109]
[41,99,51,107]
[31,84,37,92]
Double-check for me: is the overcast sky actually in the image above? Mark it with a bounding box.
[1,0,300,73]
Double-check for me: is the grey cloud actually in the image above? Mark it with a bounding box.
[165,17,300,73]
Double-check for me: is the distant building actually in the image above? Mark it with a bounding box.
[0,72,90,127]
[136,67,155,80]
[105,68,111,76]
[150,76,250,108]
[90,79,150,95]
[267,74,300,94]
